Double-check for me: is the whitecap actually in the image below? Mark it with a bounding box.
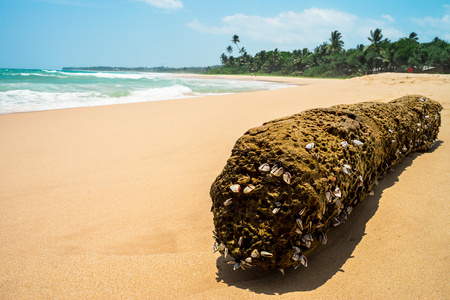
[0,85,196,113]
[59,71,168,80]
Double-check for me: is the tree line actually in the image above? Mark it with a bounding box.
[210,30,450,77]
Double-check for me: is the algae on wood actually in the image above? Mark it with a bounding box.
[211,95,442,270]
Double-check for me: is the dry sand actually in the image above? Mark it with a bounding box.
[0,73,449,299]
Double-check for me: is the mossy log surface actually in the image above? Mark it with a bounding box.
[210,95,442,271]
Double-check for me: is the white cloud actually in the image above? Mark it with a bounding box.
[187,8,404,49]
[412,11,450,40]
[382,14,395,23]
[139,0,183,11]
[188,9,357,45]
[354,17,403,42]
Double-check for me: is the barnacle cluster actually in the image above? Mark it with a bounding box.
[210,95,442,271]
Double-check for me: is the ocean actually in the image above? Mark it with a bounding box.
[0,69,292,114]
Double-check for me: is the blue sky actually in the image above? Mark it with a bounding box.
[1,0,449,69]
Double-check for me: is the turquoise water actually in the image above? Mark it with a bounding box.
[0,69,292,114]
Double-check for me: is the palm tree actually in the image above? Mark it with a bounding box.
[328,30,344,54]
[220,53,228,65]
[227,56,235,67]
[409,32,418,41]
[306,42,329,68]
[271,48,282,69]
[432,37,443,44]
[292,48,311,72]
[380,47,395,71]
[226,45,233,54]
[315,42,329,55]
[231,35,241,53]
[365,28,383,53]
[253,50,267,71]
[239,50,251,68]
[364,28,384,72]
[262,48,282,73]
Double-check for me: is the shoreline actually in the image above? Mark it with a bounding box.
[1,73,449,298]
[0,71,305,115]
[173,72,338,85]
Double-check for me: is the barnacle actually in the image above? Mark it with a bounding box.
[211,95,442,270]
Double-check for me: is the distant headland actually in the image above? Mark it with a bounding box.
[62,66,215,73]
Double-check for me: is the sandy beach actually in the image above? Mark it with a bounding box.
[1,73,449,299]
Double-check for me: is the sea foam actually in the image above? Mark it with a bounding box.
[0,69,292,114]
[0,85,195,113]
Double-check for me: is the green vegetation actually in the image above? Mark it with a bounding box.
[211,29,450,77]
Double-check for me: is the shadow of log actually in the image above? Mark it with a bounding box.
[214,141,442,295]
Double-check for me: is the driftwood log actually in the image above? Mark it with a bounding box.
[210,95,442,271]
